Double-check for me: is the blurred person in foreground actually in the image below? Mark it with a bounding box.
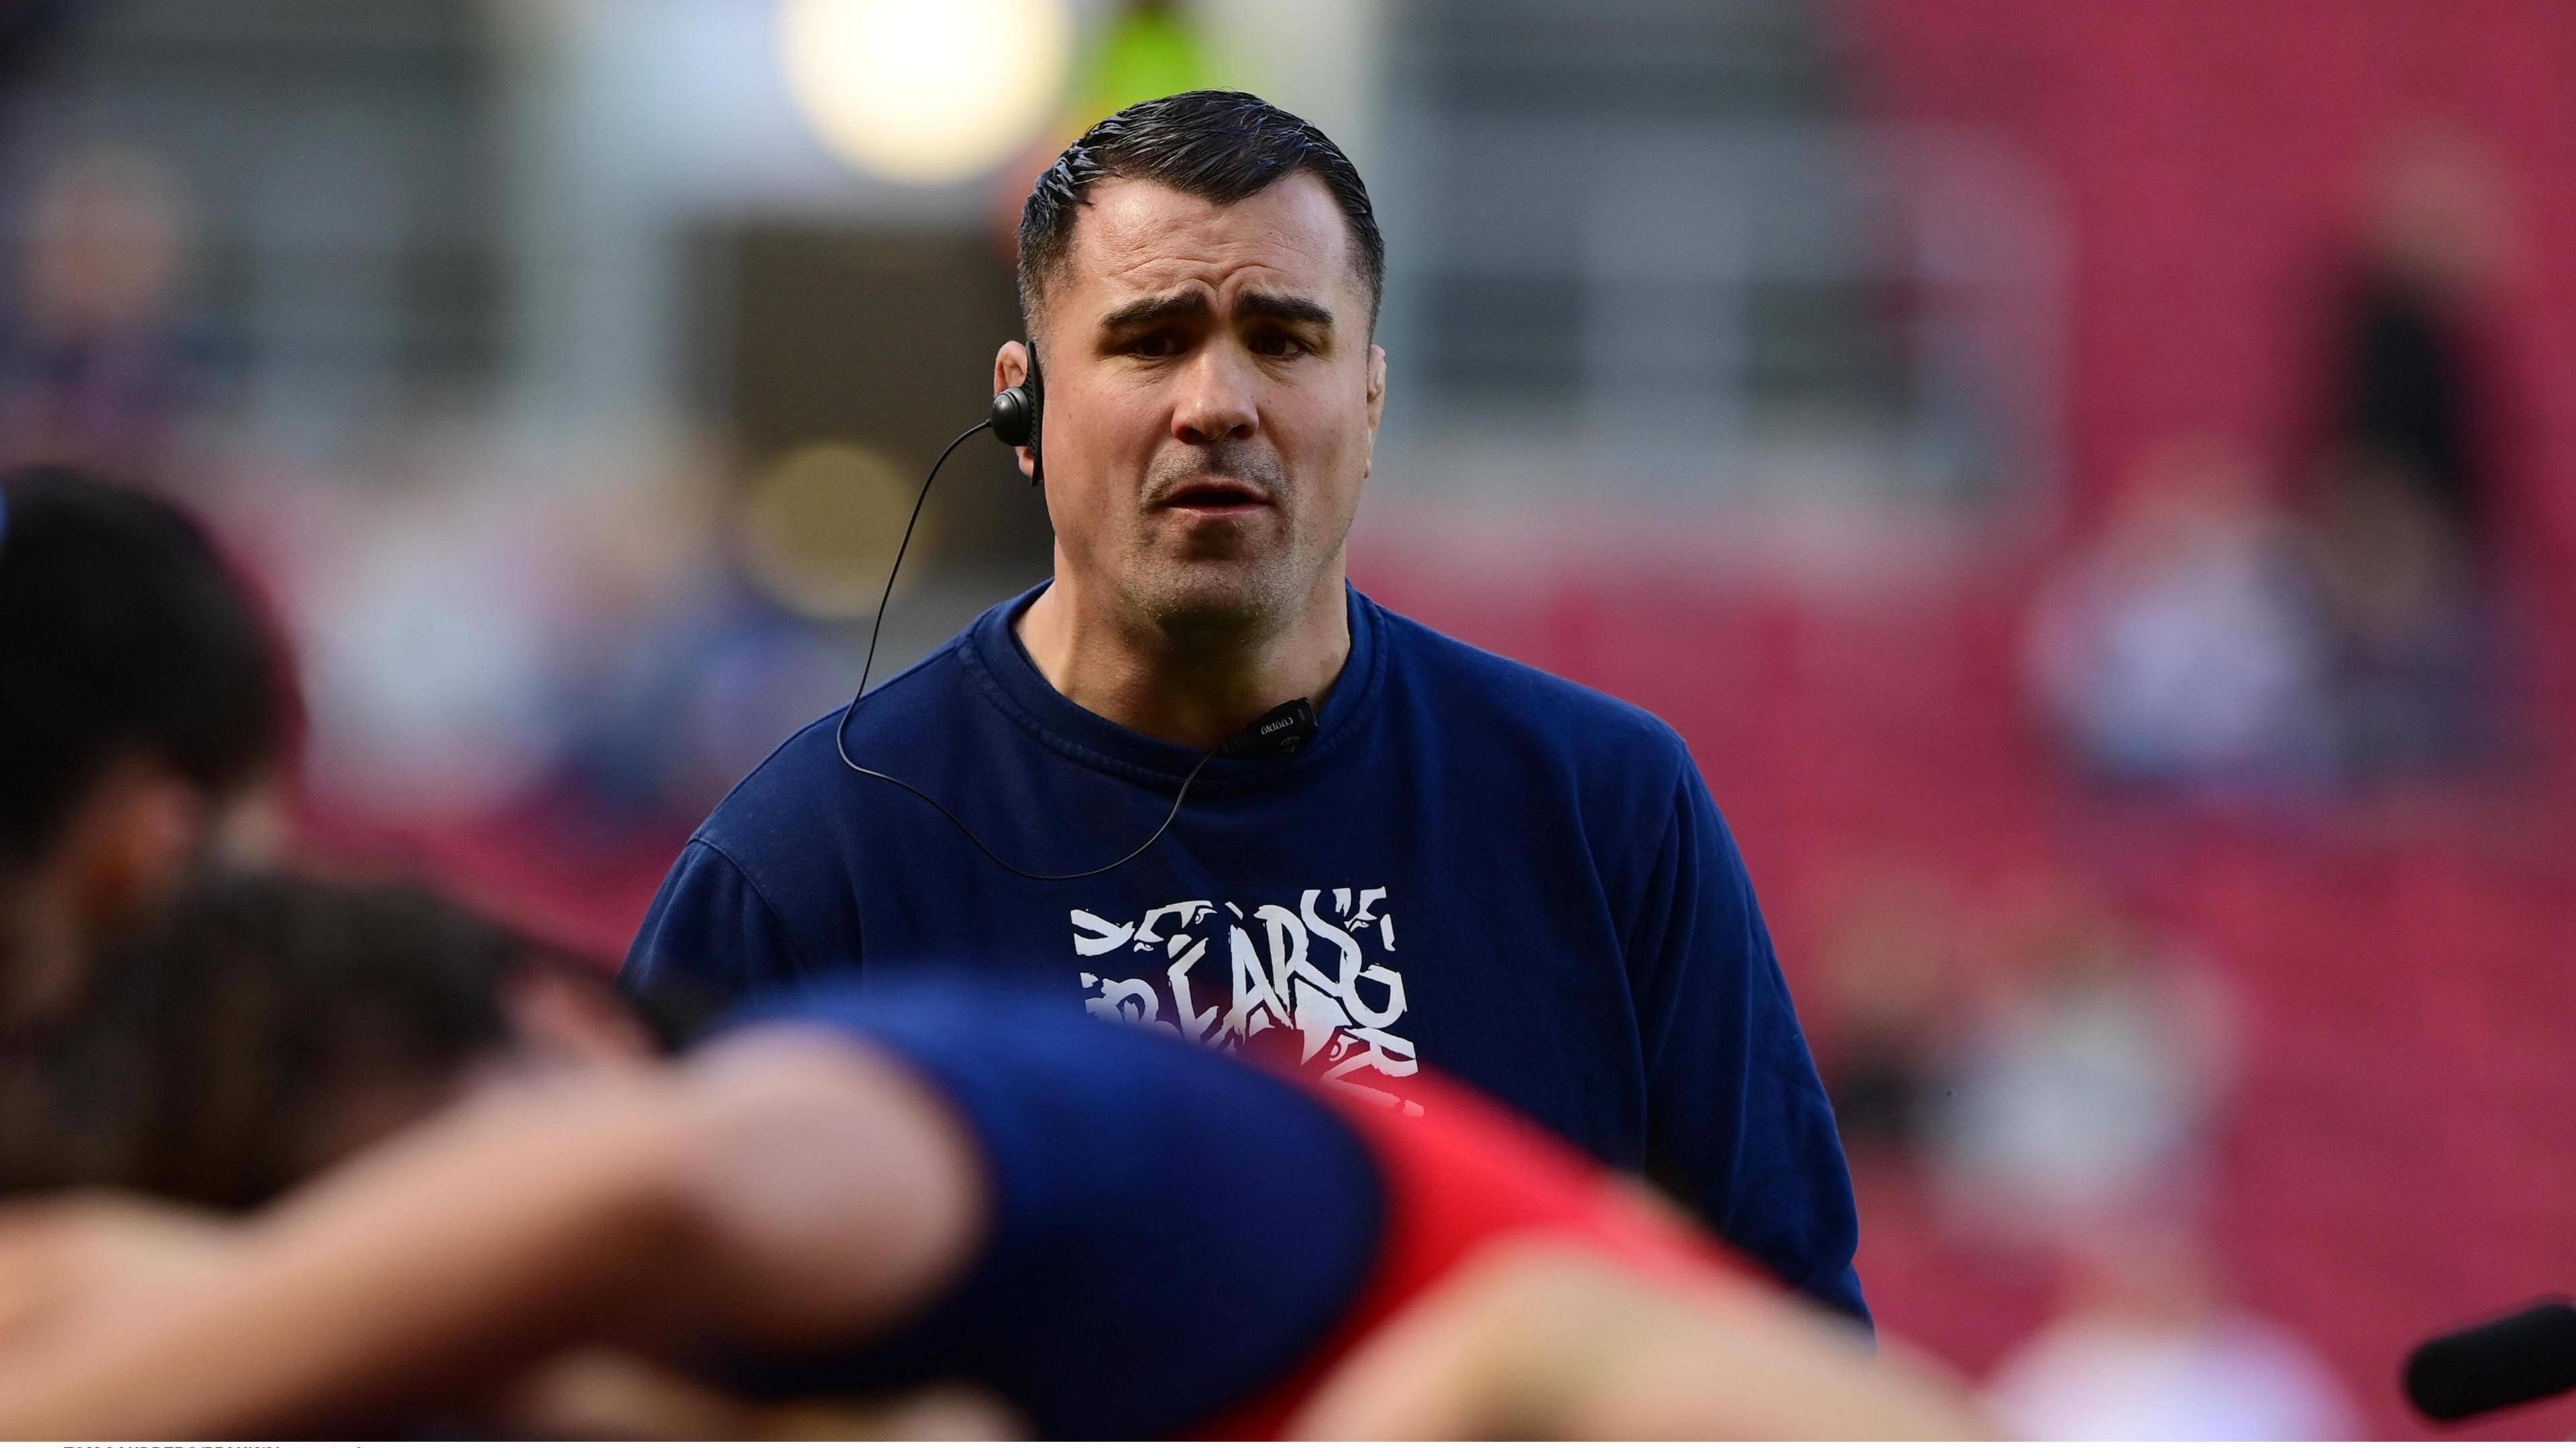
[0,465,288,1026]
[0,872,1971,1440]
[627,89,1864,1323]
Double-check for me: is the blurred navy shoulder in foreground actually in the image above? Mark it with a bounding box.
[626,583,1865,1322]
[714,980,1385,1439]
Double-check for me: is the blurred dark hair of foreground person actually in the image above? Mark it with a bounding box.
[0,872,644,1209]
[0,465,292,1027]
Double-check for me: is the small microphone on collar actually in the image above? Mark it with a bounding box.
[843,689,1320,882]
[1218,698,1319,758]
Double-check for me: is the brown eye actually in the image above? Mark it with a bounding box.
[1252,331,1306,357]
[1128,332,1179,358]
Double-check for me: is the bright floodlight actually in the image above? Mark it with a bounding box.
[779,0,1073,184]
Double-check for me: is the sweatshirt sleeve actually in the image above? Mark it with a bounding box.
[621,838,820,1019]
[1625,755,1868,1326]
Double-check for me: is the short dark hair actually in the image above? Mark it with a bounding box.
[1017,90,1385,344]
[0,871,596,1209]
[0,467,290,868]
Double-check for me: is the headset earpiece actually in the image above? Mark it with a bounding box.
[988,386,1036,447]
[991,343,1044,485]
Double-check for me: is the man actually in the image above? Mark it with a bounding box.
[0,465,288,1027]
[0,871,1972,1438]
[626,91,1862,1317]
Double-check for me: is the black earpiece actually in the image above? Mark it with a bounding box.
[989,344,1043,485]
[987,386,1036,447]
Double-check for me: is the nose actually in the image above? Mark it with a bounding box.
[1169,345,1260,447]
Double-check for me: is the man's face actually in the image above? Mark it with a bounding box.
[1010,172,1387,635]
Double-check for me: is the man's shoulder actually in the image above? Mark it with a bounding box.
[1372,600,1691,779]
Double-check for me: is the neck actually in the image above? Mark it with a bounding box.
[1015,564,1352,752]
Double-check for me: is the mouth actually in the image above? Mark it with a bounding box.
[1155,477,1274,516]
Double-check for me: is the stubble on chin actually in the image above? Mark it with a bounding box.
[1120,545,1301,645]
[1118,443,1302,637]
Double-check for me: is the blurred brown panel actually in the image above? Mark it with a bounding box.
[704,225,1050,563]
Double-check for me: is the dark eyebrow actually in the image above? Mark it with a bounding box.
[1099,291,1212,333]
[1095,289,1337,335]
[1236,290,1336,331]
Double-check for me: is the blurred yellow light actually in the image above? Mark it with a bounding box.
[740,441,927,620]
[778,0,1073,184]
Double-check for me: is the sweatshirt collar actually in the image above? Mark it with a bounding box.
[959,579,1382,787]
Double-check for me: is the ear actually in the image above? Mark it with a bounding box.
[1364,343,1389,478]
[994,339,1038,482]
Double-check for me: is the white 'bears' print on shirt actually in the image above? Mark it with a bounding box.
[1073,887,1421,1113]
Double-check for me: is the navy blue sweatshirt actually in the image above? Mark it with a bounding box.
[625,583,1863,1320]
